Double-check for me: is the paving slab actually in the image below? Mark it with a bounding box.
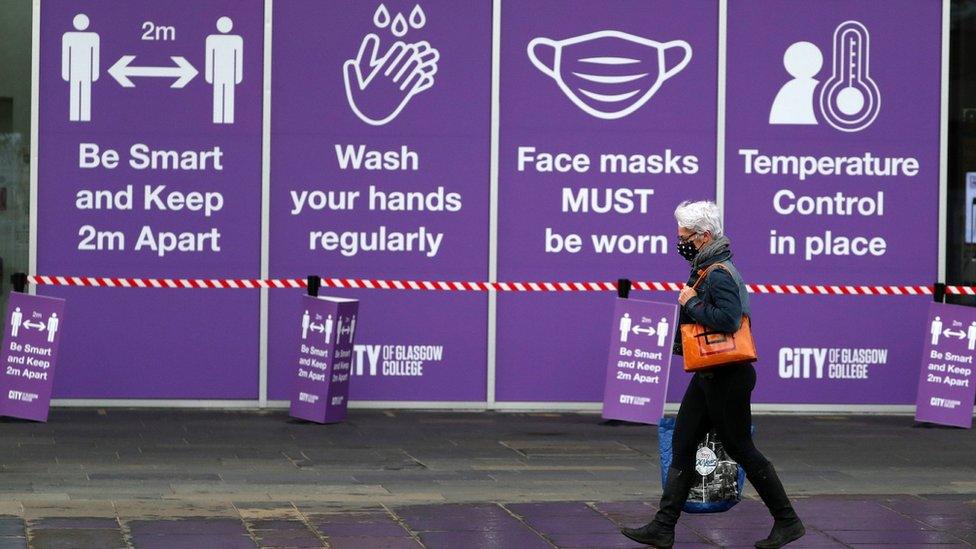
[29,528,127,549]
[0,520,23,538]
[325,536,422,549]
[250,529,323,547]
[129,533,257,549]
[417,529,553,549]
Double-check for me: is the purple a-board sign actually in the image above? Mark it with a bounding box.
[915,303,976,428]
[1,293,66,421]
[290,296,359,424]
[38,0,263,398]
[724,0,942,404]
[269,1,491,402]
[497,0,717,402]
[603,299,678,424]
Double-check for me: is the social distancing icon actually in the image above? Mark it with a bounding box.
[301,311,338,344]
[618,313,670,347]
[8,307,59,342]
[62,13,243,124]
[929,315,976,350]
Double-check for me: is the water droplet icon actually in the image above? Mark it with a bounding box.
[373,4,390,28]
[409,5,426,29]
[391,12,408,37]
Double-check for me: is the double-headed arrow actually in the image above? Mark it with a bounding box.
[943,329,967,340]
[22,321,45,331]
[108,55,198,88]
[309,324,326,333]
[632,326,655,337]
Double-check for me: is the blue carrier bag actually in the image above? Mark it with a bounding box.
[658,417,748,513]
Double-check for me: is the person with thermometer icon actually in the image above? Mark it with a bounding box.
[770,20,880,133]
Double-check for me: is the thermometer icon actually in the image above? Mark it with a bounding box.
[819,21,880,132]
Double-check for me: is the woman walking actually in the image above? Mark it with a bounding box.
[621,201,805,549]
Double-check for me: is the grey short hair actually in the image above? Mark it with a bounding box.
[674,201,723,237]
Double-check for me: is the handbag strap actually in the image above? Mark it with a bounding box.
[690,262,731,290]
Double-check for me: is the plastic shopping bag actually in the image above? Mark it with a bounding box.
[658,417,748,513]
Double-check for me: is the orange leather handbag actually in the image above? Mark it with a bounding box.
[680,264,758,372]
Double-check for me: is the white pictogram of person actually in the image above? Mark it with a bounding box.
[348,315,357,342]
[656,317,670,347]
[769,41,822,125]
[324,314,334,345]
[206,16,243,124]
[931,316,943,345]
[10,307,23,338]
[46,313,59,343]
[334,317,344,345]
[301,310,311,340]
[968,322,976,351]
[619,313,633,343]
[62,13,100,122]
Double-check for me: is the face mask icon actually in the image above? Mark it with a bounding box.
[527,30,692,120]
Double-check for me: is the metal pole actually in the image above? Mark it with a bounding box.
[11,273,28,294]
[306,275,321,297]
[617,278,631,299]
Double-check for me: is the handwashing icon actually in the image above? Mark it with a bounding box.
[528,30,692,120]
[343,4,438,126]
[769,20,880,133]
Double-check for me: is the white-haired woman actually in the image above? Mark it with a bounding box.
[622,201,804,549]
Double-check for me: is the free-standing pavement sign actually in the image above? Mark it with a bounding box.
[915,302,976,429]
[603,298,678,424]
[290,296,359,424]
[0,293,66,422]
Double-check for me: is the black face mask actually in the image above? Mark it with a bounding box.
[676,239,699,262]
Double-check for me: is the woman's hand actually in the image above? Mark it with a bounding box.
[678,286,697,306]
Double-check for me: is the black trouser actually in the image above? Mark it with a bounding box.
[671,362,769,476]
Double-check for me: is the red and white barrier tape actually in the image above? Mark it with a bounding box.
[29,276,303,290]
[23,275,966,295]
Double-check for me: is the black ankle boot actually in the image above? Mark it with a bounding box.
[748,463,805,549]
[621,467,693,548]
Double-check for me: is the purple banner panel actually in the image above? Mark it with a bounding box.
[38,0,264,398]
[269,0,491,402]
[497,0,718,402]
[603,298,678,424]
[915,303,976,429]
[1,293,66,422]
[725,0,942,404]
[290,296,359,424]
